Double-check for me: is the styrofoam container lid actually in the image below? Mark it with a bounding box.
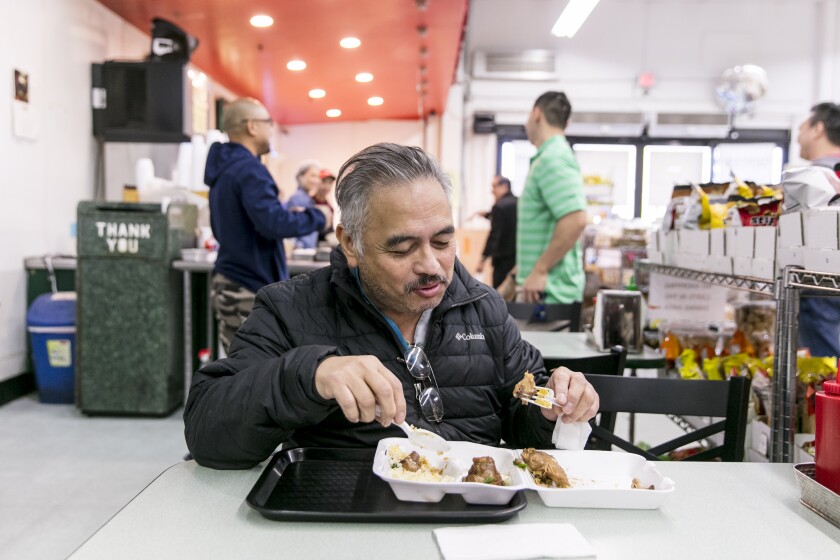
[26,292,76,327]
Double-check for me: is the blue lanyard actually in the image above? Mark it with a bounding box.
[353,268,410,351]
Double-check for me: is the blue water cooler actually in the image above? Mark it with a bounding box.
[26,292,77,404]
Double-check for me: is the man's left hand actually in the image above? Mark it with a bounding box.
[521,269,548,303]
[540,367,599,423]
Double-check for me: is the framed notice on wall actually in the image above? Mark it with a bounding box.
[646,272,728,324]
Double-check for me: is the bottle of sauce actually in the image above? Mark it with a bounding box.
[815,379,840,495]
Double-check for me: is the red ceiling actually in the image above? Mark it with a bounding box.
[94,0,469,125]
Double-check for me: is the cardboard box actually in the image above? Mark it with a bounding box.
[753,227,777,260]
[803,208,840,250]
[803,248,840,273]
[778,213,803,248]
[710,229,726,256]
[733,257,752,277]
[751,258,776,280]
[777,247,804,269]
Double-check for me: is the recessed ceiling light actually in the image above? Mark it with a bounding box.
[250,15,274,28]
[367,96,384,106]
[326,109,342,118]
[287,60,307,71]
[309,89,326,99]
[340,37,361,49]
[355,72,374,83]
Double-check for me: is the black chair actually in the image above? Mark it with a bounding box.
[583,374,751,462]
[506,301,581,332]
[543,346,627,451]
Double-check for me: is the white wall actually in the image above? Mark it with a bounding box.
[266,120,425,201]
[0,0,152,382]
[456,0,840,222]
[0,0,239,383]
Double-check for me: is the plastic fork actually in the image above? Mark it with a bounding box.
[519,386,564,410]
[374,405,451,452]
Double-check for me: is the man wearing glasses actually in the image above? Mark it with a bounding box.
[187,143,599,469]
[205,98,329,354]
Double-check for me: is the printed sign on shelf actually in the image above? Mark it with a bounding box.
[646,272,728,323]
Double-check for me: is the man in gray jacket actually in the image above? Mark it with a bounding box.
[185,143,599,469]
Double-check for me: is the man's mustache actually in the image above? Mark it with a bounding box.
[405,274,449,294]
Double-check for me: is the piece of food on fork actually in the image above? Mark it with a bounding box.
[513,371,562,409]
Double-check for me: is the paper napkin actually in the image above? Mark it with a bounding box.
[433,523,596,560]
[551,419,592,450]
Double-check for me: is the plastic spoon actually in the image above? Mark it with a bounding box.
[375,406,451,452]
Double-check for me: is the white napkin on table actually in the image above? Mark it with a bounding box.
[433,523,596,560]
[551,419,592,450]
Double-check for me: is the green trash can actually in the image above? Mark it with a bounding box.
[77,201,197,416]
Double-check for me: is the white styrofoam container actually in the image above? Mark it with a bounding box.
[777,247,805,269]
[803,248,840,273]
[734,227,756,258]
[803,209,840,250]
[661,231,679,256]
[372,438,528,505]
[733,257,752,277]
[648,230,659,252]
[708,256,733,275]
[778,213,803,248]
[681,230,710,256]
[794,433,816,465]
[751,258,775,280]
[520,450,675,509]
[750,419,771,459]
[753,227,777,260]
[647,250,663,264]
[710,229,726,257]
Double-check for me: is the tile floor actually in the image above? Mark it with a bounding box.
[0,391,686,560]
[0,395,188,560]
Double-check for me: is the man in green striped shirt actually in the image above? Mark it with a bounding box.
[517,91,587,304]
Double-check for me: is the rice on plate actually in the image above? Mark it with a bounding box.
[386,445,456,482]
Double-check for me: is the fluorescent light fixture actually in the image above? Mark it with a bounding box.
[287,60,307,71]
[355,72,373,83]
[551,0,600,38]
[309,89,326,99]
[367,96,384,106]
[326,109,342,118]
[340,37,361,49]
[250,15,274,28]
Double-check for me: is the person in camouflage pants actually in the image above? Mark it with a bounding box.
[210,273,256,354]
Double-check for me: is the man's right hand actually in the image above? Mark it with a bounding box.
[314,355,406,427]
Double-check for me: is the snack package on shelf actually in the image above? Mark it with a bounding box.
[782,165,840,212]
[734,301,776,358]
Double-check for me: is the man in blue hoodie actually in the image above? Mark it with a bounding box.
[206,98,328,353]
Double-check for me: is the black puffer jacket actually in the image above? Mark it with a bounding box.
[184,248,554,469]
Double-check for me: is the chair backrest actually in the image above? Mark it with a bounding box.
[542,345,627,377]
[584,374,751,462]
[506,301,581,332]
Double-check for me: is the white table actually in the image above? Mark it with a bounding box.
[69,461,839,559]
[520,332,666,371]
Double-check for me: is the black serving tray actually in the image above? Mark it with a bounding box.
[245,447,527,522]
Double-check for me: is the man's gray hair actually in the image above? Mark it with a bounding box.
[295,160,322,183]
[335,143,452,256]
